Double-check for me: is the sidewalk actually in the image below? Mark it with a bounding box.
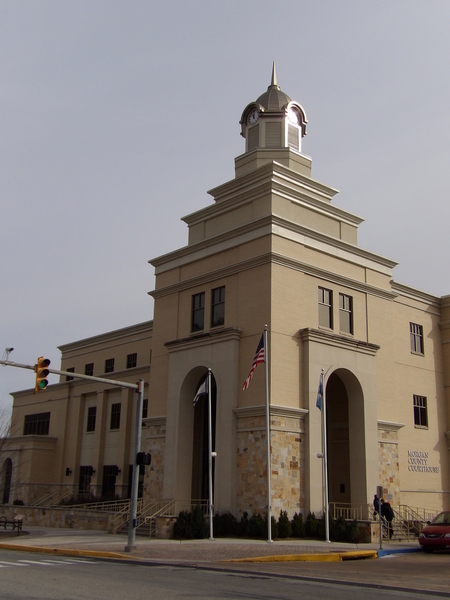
[4,528,448,595]
[0,526,420,563]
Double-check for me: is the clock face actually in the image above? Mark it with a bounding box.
[247,109,259,126]
[288,108,299,125]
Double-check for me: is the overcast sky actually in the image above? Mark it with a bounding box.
[1,0,450,411]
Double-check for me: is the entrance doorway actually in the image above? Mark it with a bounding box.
[191,375,216,503]
[326,373,351,504]
[325,369,366,507]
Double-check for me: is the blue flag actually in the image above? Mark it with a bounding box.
[316,372,323,410]
[193,378,208,406]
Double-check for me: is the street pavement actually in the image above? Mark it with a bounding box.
[0,528,448,596]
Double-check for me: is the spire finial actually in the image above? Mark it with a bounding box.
[271,61,277,87]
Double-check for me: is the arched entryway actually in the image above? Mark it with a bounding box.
[191,374,217,503]
[2,458,12,504]
[325,369,367,507]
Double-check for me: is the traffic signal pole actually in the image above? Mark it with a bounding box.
[1,358,144,552]
[125,379,144,552]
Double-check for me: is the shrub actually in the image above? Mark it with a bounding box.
[291,512,305,537]
[191,504,208,539]
[172,510,193,539]
[269,515,278,539]
[238,511,249,536]
[330,516,347,541]
[172,506,208,540]
[247,512,265,538]
[305,512,320,537]
[213,512,238,537]
[277,511,292,538]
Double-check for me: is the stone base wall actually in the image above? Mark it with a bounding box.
[143,418,166,502]
[270,414,304,518]
[8,483,79,506]
[236,413,268,516]
[236,408,306,519]
[0,505,110,530]
[378,425,401,506]
[155,515,176,539]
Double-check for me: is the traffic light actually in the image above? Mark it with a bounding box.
[35,356,51,393]
[136,452,151,466]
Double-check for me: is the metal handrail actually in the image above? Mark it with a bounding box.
[329,502,372,521]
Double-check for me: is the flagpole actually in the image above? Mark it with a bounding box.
[207,368,214,541]
[321,368,330,544]
[264,325,272,543]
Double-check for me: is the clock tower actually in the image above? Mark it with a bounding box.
[240,62,308,152]
[237,62,310,178]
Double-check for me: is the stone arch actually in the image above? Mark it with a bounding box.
[172,367,217,507]
[325,368,367,507]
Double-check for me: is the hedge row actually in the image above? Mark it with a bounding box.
[173,508,367,543]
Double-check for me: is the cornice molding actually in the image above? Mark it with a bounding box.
[233,404,308,420]
[377,420,406,432]
[165,327,242,353]
[185,161,361,231]
[151,246,397,303]
[300,328,380,355]
[207,160,340,205]
[143,416,166,428]
[391,281,440,307]
[58,321,153,352]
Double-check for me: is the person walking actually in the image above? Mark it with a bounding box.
[373,494,380,520]
[380,498,394,539]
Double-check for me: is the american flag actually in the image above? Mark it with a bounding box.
[242,334,265,390]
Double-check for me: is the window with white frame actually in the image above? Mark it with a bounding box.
[339,293,353,334]
[318,287,333,329]
[410,323,424,355]
[413,395,428,428]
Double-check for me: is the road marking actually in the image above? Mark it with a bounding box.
[0,557,97,569]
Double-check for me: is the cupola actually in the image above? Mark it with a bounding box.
[240,62,307,154]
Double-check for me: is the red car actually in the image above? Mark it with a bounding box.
[419,510,450,552]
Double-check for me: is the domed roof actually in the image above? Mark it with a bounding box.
[256,63,291,111]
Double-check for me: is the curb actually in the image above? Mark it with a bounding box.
[227,550,378,563]
[0,542,132,561]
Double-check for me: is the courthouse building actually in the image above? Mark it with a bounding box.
[2,67,449,522]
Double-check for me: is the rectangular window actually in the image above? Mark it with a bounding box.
[66,367,75,382]
[126,353,137,369]
[102,465,119,498]
[142,398,148,419]
[318,287,333,329]
[79,466,93,494]
[211,286,225,327]
[110,403,121,430]
[339,293,353,334]
[191,292,205,332]
[105,358,115,373]
[410,323,424,355]
[85,363,94,376]
[413,395,428,428]
[23,412,50,436]
[86,406,97,432]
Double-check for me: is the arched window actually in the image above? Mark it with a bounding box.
[2,458,12,504]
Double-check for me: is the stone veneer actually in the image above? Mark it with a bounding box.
[235,406,306,518]
[143,417,166,501]
[378,421,403,506]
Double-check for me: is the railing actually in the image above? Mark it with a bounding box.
[330,503,372,521]
[397,504,439,526]
[33,489,76,507]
